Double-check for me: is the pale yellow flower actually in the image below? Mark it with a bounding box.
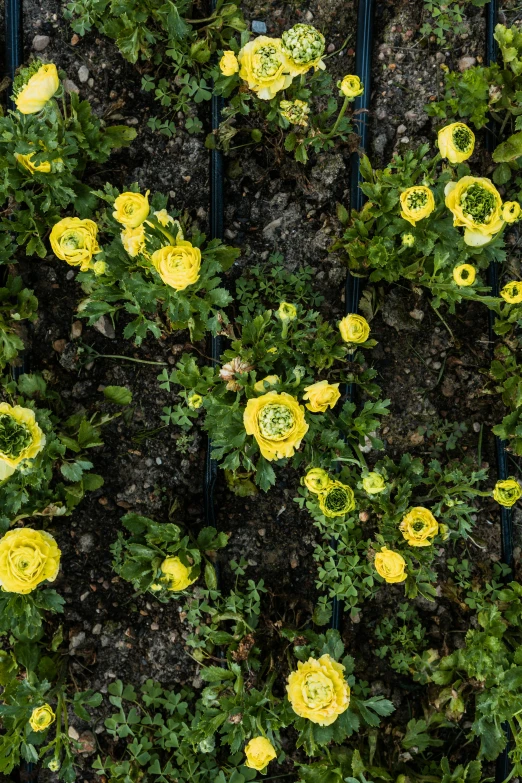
[238,37,292,100]
[362,472,386,494]
[50,217,101,271]
[318,480,355,517]
[244,737,277,771]
[160,556,197,591]
[15,63,59,114]
[220,50,239,76]
[453,264,476,286]
[113,191,150,229]
[303,380,340,413]
[493,478,521,507]
[339,314,370,345]
[0,403,45,480]
[15,152,51,174]
[287,654,350,725]
[437,122,475,164]
[445,176,503,246]
[29,704,55,732]
[121,224,146,258]
[0,529,60,594]
[254,375,280,393]
[503,201,521,223]
[243,391,308,461]
[500,281,522,304]
[151,241,201,291]
[281,24,325,77]
[303,467,331,494]
[400,507,439,547]
[338,74,364,99]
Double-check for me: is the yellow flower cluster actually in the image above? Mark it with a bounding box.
[0,528,61,594]
[303,468,355,517]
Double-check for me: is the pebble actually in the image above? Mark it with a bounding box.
[69,631,86,650]
[32,34,50,51]
[66,270,75,280]
[53,339,66,353]
[397,124,407,135]
[78,65,89,83]
[92,623,102,635]
[473,422,481,433]
[305,10,313,20]
[327,43,335,53]
[79,533,94,553]
[251,20,267,33]
[458,56,476,72]
[68,726,80,741]
[64,79,80,94]
[156,457,162,465]
[71,320,82,339]
[93,314,115,339]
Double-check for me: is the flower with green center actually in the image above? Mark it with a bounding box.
[48,759,60,772]
[400,186,435,226]
[493,478,521,507]
[400,507,439,547]
[238,36,292,100]
[318,480,355,518]
[50,217,101,271]
[188,392,203,410]
[339,314,370,346]
[0,528,60,594]
[113,191,150,229]
[0,403,45,480]
[362,472,386,494]
[445,176,503,246]
[502,201,521,223]
[244,391,308,461]
[281,24,325,76]
[500,281,522,304]
[338,74,364,99]
[438,122,475,164]
[277,302,297,338]
[303,467,331,494]
[402,232,415,247]
[29,704,55,733]
[287,654,350,725]
[453,264,476,287]
[280,99,310,127]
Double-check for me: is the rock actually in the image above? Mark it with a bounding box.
[79,533,94,553]
[71,33,80,45]
[64,79,80,94]
[458,56,476,72]
[92,623,102,635]
[262,217,282,237]
[397,124,407,135]
[69,631,86,650]
[53,339,66,353]
[78,65,89,83]
[373,133,388,156]
[68,726,80,741]
[93,314,115,339]
[32,34,50,51]
[77,731,96,755]
[71,320,82,339]
[251,20,267,33]
[409,308,424,321]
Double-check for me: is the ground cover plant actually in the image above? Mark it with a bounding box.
[0,0,521,781]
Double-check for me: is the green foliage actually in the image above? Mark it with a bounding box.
[420,0,488,47]
[489,338,522,455]
[0,276,38,372]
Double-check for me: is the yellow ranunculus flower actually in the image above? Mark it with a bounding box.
[362,472,386,494]
[500,281,522,304]
[287,654,350,726]
[0,528,60,594]
[339,314,370,345]
[318,480,355,517]
[254,375,280,393]
[374,547,407,583]
[281,24,325,77]
[400,186,435,226]
[244,737,277,771]
[160,556,197,591]
[338,74,364,99]
[15,63,59,114]
[0,403,45,480]
[277,302,297,321]
[50,217,101,271]
[121,224,146,258]
[220,50,239,76]
[445,176,503,247]
[303,467,331,494]
[244,391,308,461]
[113,191,150,229]
[29,704,55,732]
[152,210,183,240]
[238,36,292,101]
[303,380,340,413]
[400,507,439,547]
[453,264,476,286]
[15,152,51,174]
[502,202,521,223]
[280,99,310,127]
[437,122,475,164]
[151,241,201,291]
[187,392,203,409]
[493,478,521,507]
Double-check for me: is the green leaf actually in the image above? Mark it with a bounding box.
[103,385,133,405]
[492,132,522,162]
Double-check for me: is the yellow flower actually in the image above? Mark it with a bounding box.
[437,122,475,164]
[281,24,325,77]
[0,403,45,480]
[500,281,522,304]
[93,260,106,276]
[160,556,197,591]
[121,224,146,258]
[153,210,183,239]
[151,241,201,291]
[303,467,331,494]
[244,391,309,461]
[303,380,340,413]
[287,654,350,726]
[280,99,310,127]
[254,375,280,393]
[15,63,59,114]
[50,217,101,272]
[220,50,239,76]
[493,478,521,507]
[339,314,370,345]
[338,74,364,99]
[113,191,150,229]
[0,529,60,594]
[29,704,55,732]
[277,302,297,321]
[400,507,439,547]
[188,392,203,409]
[244,737,277,771]
[238,36,292,101]
[453,264,476,286]
[362,472,386,494]
[318,480,355,517]
[374,547,407,583]
[445,176,503,247]
[502,202,521,223]
[400,186,435,226]
[15,152,51,174]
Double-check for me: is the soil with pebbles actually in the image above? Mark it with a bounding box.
[1,0,520,780]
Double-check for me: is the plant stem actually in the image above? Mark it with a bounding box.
[87,352,167,366]
[325,96,351,139]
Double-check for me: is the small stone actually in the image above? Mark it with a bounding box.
[400,136,410,144]
[305,10,313,20]
[68,726,80,741]
[459,56,476,72]
[156,457,162,465]
[473,422,481,433]
[53,339,66,353]
[290,556,298,569]
[251,20,267,33]
[32,34,50,51]
[64,79,80,94]
[92,623,102,635]
[79,533,94,553]
[397,124,407,135]
[77,731,96,755]
[258,528,266,537]
[93,315,115,339]
[327,43,335,53]
[66,270,75,280]
[71,33,80,45]
[432,361,442,370]
[70,631,86,650]
[409,308,424,321]
[78,65,89,83]
[71,320,82,339]
[88,78,94,88]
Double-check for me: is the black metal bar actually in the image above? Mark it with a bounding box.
[5,0,23,112]
[331,0,375,633]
